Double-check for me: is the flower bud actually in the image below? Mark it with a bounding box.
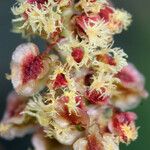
[108,111,138,144]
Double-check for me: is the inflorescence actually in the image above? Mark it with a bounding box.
[0,0,148,150]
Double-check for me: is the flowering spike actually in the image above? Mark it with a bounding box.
[0,0,148,149]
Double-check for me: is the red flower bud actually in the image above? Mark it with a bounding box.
[53,73,68,89]
[71,47,84,63]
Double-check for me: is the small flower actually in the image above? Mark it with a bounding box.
[93,46,128,74]
[109,111,138,144]
[11,43,49,96]
[73,13,112,47]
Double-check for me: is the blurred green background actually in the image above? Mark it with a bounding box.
[0,0,150,149]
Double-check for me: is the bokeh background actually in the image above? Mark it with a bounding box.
[0,0,150,149]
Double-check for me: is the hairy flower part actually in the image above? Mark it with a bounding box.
[93,47,128,74]
[116,64,145,89]
[24,94,55,127]
[87,71,119,104]
[73,13,112,48]
[75,2,131,35]
[99,7,132,34]
[109,111,138,144]
[75,0,108,14]
[112,63,148,110]
[24,94,83,145]
[108,9,132,34]
[0,91,34,140]
[11,0,64,39]
[57,38,93,69]
[11,43,49,96]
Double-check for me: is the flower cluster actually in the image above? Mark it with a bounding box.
[0,0,148,150]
